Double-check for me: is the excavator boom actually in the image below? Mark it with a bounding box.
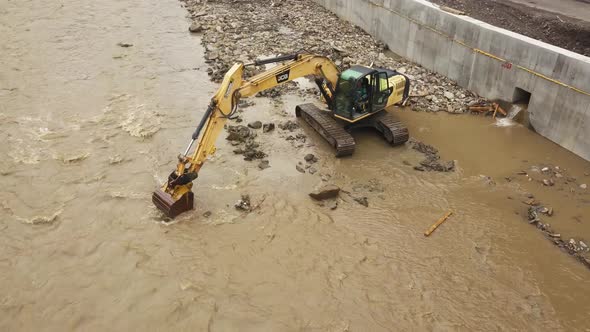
[152,54,340,218]
[152,53,410,218]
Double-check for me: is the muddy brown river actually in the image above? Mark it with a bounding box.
[1,0,590,330]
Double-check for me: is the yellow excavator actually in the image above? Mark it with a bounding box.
[153,53,410,218]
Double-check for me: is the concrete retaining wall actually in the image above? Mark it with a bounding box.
[314,0,590,161]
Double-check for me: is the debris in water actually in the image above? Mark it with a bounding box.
[242,149,266,161]
[424,211,453,236]
[521,198,590,269]
[527,206,540,223]
[304,153,318,163]
[226,125,251,142]
[411,139,438,155]
[309,184,340,200]
[408,139,455,172]
[278,120,299,131]
[18,209,62,225]
[296,163,305,173]
[540,207,554,216]
[262,122,275,133]
[180,280,194,291]
[258,160,270,170]
[482,176,496,186]
[117,42,133,47]
[227,125,268,161]
[353,196,369,207]
[234,195,251,211]
[203,211,212,218]
[58,152,90,164]
[109,155,125,164]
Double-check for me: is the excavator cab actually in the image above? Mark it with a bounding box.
[332,66,393,121]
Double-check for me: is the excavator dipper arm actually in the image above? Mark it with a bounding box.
[152,54,339,218]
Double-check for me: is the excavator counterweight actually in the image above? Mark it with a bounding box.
[153,54,410,218]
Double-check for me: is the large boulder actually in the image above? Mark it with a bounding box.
[309,185,340,200]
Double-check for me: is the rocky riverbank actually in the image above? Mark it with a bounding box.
[181,0,487,114]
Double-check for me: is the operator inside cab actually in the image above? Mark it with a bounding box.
[354,77,370,113]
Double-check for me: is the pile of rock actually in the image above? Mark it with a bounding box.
[279,120,307,148]
[225,124,266,161]
[408,139,455,172]
[516,165,588,192]
[278,120,299,131]
[182,0,483,113]
[309,184,340,210]
[523,195,590,269]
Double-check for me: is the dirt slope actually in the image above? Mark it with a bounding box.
[430,0,590,56]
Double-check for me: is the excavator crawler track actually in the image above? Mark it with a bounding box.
[372,111,409,146]
[295,103,355,157]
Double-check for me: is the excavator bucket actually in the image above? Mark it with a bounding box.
[152,189,194,218]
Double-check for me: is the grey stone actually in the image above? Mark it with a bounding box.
[304,153,318,163]
[354,196,369,207]
[296,164,305,173]
[262,123,275,133]
[189,22,203,33]
[309,185,340,200]
[248,121,262,129]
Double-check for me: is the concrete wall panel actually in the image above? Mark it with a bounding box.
[573,104,590,160]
